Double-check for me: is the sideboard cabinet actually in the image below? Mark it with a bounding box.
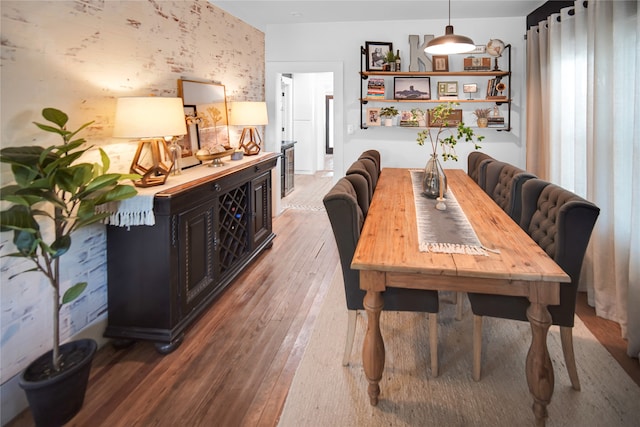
[105,153,279,353]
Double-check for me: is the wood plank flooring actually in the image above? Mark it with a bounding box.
[7,171,638,426]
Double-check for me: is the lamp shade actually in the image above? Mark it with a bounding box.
[229,102,268,126]
[113,97,187,138]
[424,25,476,55]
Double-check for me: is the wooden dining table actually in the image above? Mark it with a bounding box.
[351,168,570,427]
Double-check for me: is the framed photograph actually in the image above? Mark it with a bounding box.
[432,55,449,72]
[428,108,463,127]
[437,81,458,97]
[394,77,431,100]
[366,108,381,127]
[365,41,393,71]
[175,106,201,168]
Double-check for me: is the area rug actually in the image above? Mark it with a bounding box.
[278,266,640,426]
[281,173,333,211]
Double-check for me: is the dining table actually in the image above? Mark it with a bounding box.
[351,168,571,427]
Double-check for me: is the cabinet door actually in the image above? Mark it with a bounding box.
[178,201,216,316]
[251,172,272,248]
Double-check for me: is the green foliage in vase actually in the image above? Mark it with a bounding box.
[379,106,399,118]
[0,108,139,373]
[416,102,484,162]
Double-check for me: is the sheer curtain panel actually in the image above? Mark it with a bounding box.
[526,0,639,359]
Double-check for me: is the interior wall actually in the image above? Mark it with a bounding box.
[0,1,264,422]
[265,17,527,179]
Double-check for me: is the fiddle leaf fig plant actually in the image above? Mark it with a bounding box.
[0,108,139,373]
[416,102,484,161]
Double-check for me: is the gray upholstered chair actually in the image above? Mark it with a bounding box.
[359,150,381,179]
[467,151,494,188]
[323,175,440,374]
[467,179,600,389]
[358,157,378,189]
[484,161,537,224]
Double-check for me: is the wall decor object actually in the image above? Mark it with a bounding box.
[394,77,431,100]
[177,106,202,168]
[468,45,487,54]
[463,83,478,99]
[438,81,459,98]
[366,108,381,126]
[428,108,462,127]
[365,41,393,71]
[178,78,230,153]
[432,55,449,72]
[463,56,491,71]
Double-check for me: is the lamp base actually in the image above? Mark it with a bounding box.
[129,138,174,187]
[238,127,262,156]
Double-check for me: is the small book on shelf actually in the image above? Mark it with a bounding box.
[367,78,385,97]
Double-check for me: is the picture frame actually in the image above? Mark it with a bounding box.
[437,81,458,97]
[428,108,463,127]
[365,41,393,71]
[432,55,449,72]
[463,83,478,93]
[394,77,431,100]
[366,108,381,126]
[176,105,202,168]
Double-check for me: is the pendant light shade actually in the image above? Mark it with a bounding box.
[424,1,475,55]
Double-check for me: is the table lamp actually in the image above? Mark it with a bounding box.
[229,101,268,155]
[113,97,187,187]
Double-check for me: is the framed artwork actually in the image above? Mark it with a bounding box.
[394,77,431,100]
[366,108,381,126]
[438,81,458,97]
[365,41,393,71]
[178,79,230,152]
[463,83,478,99]
[432,55,449,72]
[175,106,201,168]
[428,108,462,127]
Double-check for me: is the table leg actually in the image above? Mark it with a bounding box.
[526,302,554,427]
[363,289,385,406]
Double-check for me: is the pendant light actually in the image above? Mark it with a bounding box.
[424,0,475,55]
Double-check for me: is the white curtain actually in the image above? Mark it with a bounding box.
[526,0,640,359]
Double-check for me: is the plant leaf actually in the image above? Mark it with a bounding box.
[62,282,87,304]
[42,108,68,128]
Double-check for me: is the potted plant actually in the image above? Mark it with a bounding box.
[379,106,399,127]
[473,108,492,128]
[383,50,397,71]
[0,108,139,426]
[416,103,484,198]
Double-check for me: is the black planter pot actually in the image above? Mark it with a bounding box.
[19,339,97,427]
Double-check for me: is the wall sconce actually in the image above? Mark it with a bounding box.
[229,101,268,156]
[113,97,187,187]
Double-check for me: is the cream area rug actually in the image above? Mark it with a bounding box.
[278,266,640,426]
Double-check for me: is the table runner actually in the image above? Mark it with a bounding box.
[96,155,264,227]
[409,170,487,255]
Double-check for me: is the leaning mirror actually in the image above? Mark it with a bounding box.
[177,79,230,167]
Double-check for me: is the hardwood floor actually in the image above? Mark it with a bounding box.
[7,171,638,426]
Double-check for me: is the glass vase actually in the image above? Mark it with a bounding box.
[422,153,447,199]
[168,138,182,175]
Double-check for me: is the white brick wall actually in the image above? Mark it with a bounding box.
[0,1,264,417]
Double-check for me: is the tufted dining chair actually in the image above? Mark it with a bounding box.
[346,159,374,200]
[467,179,600,389]
[484,161,537,224]
[359,150,381,179]
[467,151,494,189]
[323,175,440,375]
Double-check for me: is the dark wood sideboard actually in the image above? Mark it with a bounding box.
[105,153,279,353]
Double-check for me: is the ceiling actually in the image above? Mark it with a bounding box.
[209,1,546,32]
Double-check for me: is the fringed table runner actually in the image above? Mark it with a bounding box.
[97,155,263,227]
[409,170,487,256]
